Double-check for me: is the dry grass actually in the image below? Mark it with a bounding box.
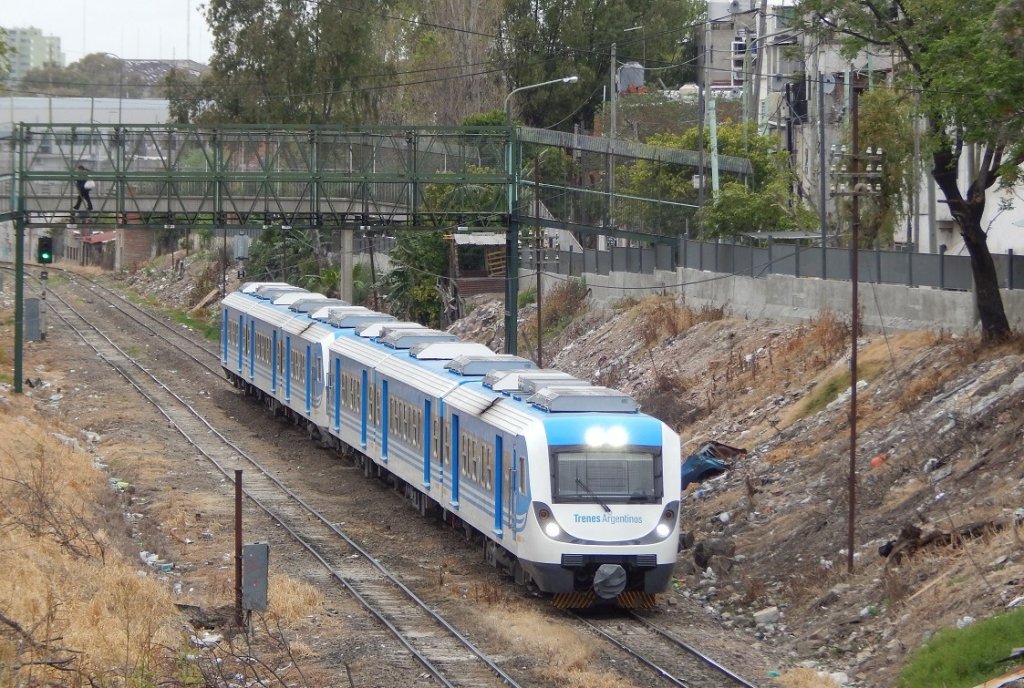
[0,402,182,684]
[777,667,842,687]
[483,604,627,687]
[630,295,725,348]
[0,353,328,686]
[267,576,325,624]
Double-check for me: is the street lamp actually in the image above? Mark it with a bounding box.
[624,25,645,66]
[502,75,578,355]
[102,53,125,125]
[503,75,579,125]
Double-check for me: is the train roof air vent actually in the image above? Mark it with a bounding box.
[290,296,348,312]
[482,369,577,392]
[410,342,495,360]
[378,328,459,349]
[445,354,536,376]
[528,386,640,413]
[256,286,306,300]
[242,281,291,294]
[355,321,424,338]
[519,376,591,396]
[273,291,324,306]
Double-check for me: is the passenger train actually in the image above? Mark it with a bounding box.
[221,282,682,609]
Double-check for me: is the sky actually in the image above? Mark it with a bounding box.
[2,0,214,64]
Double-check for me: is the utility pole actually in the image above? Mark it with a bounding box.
[751,0,769,129]
[697,21,709,224]
[828,84,881,574]
[607,42,617,233]
[848,85,860,575]
[818,71,828,272]
[534,156,543,368]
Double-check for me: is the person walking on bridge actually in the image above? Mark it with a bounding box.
[73,164,95,215]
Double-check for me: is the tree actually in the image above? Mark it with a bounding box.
[0,34,10,87]
[18,54,150,98]
[619,121,806,237]
[195,0,393,124]
[379,0,505,125]
[497,0,703,129]
[380,230,449,326]
[844,88,914,248]
[796,0,1022,340]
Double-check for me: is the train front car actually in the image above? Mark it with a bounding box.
[518,386,681,610]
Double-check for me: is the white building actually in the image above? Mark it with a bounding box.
[3,27,65,84]
[702,0,1024,256]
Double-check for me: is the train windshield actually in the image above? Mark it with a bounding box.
[551,449,662,504]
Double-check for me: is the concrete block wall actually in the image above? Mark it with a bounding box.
[546,266,1024,334]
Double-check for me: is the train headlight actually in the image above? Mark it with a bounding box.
[544,522,562,538]
[607,426,628,447]
[655,523,671,538]
[585,427,605,447]
[584,425,630,447]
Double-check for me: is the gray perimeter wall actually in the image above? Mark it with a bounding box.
[540,266,1024,334]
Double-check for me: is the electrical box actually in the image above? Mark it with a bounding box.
[241,543,269,611]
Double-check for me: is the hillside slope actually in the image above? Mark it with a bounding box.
[452,293,1024,686]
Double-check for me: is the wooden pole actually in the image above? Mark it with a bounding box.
[847,85,860,574]
[235,469,243,626]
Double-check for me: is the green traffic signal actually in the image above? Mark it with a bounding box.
[37,237,54,264]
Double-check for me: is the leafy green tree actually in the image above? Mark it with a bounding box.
[380,230,449,327]
[245,226,320,284]
[0,34,10,87]
[795,0,1022,339]
[194,0,393,124]
[497,0,703,129]
[843,88,914,248]
[380,0,505,125]
[18,54,150,98]
[620,121,800,237]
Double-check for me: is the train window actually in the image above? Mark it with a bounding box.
[518,456,527,495]
[432,417,440,459]
[443,421,451,465]
[551,450,661,504]
[460,432,468,475]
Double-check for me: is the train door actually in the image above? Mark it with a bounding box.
[381,380,390,462]
[248,321,255,381]
[512,436,529,533]
[332,358,341,433]
[450,414,460,509]
[493,435,503,536]
[304,344,312,415]
[285,336,292,403]
[360,368,368,449]
[507,444,516,532]
[271,331,278,393]
[221,310,228,364]
[236,314,244,372]
[422,399,432,488]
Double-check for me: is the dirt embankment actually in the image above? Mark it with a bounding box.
[458,291,1024,686]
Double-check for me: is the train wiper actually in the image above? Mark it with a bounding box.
[576,477,611,513]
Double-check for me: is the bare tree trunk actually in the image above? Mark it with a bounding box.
[931,144,1011,340]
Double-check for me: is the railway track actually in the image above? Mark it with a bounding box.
[9,264,763,687]
[573,610,760,688]
[41,276,521,688]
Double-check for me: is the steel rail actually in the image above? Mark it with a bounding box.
[43,281,522,688]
